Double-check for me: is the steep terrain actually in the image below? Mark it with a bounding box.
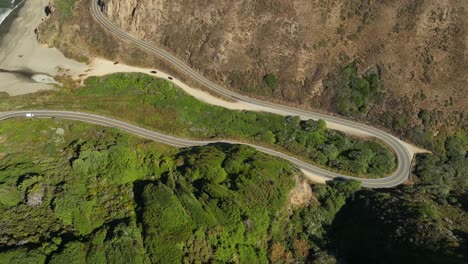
[39,0,467,144]
[0,118,296,262]
[0,75,468,263]
[10,1,467,263]
[0,118,366,263]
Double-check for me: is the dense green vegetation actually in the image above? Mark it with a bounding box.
[0,74,464,263]
[333,189,468,264]
[0,119,299,263]
[415,134,467,198]
[331,131,468,264]
[269,180,361,263]
[140,143,294,263]
[0,114,465,263]
[329,64,384,116]
[269,126,466,263]
[0,73,395,178]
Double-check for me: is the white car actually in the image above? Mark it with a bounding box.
[25,113,34,118]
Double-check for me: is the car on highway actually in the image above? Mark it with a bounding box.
[150,70,157,74]
[168,76,173,80]
[25,113,34,118]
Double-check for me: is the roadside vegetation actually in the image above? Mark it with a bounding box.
[332,129,468,264]
[6,1,466,262]
[0,73,396,178]
[327,64,384,116]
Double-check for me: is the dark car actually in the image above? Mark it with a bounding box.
[150,70,157,74]
[113,61,119,65]
[168,77,173,80]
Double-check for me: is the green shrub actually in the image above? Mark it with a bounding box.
[264,73,278,89]
[418,109,431,126]
[333,64,383,116]
[0,185,22,207]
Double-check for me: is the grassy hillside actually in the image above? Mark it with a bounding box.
[0,73,396,178]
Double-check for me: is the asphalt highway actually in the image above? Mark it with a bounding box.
[0,111,410,188]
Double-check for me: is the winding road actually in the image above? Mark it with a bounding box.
[0,1,414,189]
[91,1,414,187]
[0,110,409,188]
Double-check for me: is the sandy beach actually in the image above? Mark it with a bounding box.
[0,0,262,111]
[0,0,86,95]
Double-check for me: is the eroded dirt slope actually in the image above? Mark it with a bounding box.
[39,0,467,142]
[103,0,466,104]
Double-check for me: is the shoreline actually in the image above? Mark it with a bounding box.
[0,0,266,110]
[0,0,86,95]
[0,0,24,39]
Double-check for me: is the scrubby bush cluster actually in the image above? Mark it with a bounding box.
[330,64,383,116]
[0,119,298,263]
[330,132,468,264]
[269,180,361,263]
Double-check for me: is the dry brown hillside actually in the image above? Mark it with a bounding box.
[39,0,467,147]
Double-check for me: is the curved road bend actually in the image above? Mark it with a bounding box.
[90,1,414,187]
[1,111,408,188]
